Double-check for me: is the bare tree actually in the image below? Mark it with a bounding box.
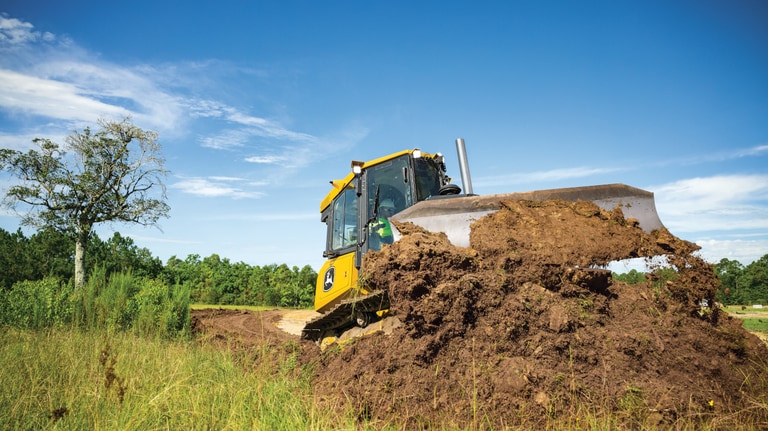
[0,118,170,286]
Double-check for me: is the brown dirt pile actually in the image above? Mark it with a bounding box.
[305,199,768,428]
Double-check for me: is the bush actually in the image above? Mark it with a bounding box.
[1,268,190,339]
[0,277,72,329]
[132,278,190,338]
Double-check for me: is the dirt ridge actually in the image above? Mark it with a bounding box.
[305,199,768,428]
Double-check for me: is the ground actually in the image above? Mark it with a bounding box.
[191,199,768,429]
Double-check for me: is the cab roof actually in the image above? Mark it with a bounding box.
[320,149,434,212]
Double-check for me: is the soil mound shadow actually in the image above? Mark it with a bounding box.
[304,199,768,428]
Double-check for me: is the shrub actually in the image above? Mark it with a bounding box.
[1,268,190,339]
[0,277,72,329]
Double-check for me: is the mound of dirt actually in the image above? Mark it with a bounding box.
[304,199,768,428]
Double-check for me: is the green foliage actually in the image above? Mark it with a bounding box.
[88,232,164,279]
[69,267,190,338]
[612,269,646,285]
[0,222,318,313]
[163,255,317,308]
[715,255,768,305]
[0,277,72,329]
[612,266,679,293]
[0,268,189,338]
[0,227,163,288]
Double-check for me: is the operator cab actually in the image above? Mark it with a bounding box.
[312,148,464,319]
[321,149,459,261]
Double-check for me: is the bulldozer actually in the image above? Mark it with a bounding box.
[301,139,665,343]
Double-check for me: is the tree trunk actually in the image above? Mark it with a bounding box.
[74,228,90,287]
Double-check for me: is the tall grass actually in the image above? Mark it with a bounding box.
[0,327,369,430]
[0,267,189,338]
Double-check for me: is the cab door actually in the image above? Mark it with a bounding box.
[314,185,359,313]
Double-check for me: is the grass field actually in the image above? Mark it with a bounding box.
[2,307,767,430]
[724,305,768,333]
[0,327,373,431]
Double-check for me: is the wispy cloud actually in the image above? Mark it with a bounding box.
[733,144,768,158]
[649,143,768,167]
[0,68,129,121]
[199,129,249,150]
[653,174,768,233]
[694,238,768,265]
[0,14,329,166]
[170,177,265,199]
[0,14,56,46]
[244,155,287,164]
[475,166,624,188]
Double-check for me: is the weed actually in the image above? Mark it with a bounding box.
[99,342,127,404]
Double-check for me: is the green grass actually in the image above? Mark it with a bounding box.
[3,322,767,430]
[724,305,768,334]
[742,318,768,333]
[0,327,369,431]
[723,305,768,315]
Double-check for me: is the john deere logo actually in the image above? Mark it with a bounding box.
[323,267,335,292]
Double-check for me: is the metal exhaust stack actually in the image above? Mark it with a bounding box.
[455,138,474,196]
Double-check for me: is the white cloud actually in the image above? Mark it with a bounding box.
[209,176,245,182]
[694,238,768,265]
[734,144,768,158]
[31,61,185,132]
[244,155,286,164]
[0,15,55,46]
[199,129,248,150]
[653,174,768,233]
[0,69,129,120]
[476,166,623,188]
[652,143,768,167]
[0,129,66,151]
[170,177,264,199]
[0,13,360,182]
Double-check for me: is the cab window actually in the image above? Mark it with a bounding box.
[331,186,358,251]
[414,157,442,201]
[366,154,413,215]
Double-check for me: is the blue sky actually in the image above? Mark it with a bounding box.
[1,1,766,271]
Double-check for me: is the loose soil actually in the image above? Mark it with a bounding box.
[192,199,768,429]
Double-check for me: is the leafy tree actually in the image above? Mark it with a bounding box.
[715,258,744,305]
[612,269,646,285]
[738,255,768,304]
[88,232,163,279]
[0,118,169,286]
[715,256,768,305]
[0,228,33,288]
[28,227,73,281]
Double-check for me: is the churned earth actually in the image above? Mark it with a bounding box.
[192,199,768,429]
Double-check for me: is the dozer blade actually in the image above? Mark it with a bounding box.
[301,290,390,342]
[391,183,664,248]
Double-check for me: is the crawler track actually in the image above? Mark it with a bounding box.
[301,290,390,342]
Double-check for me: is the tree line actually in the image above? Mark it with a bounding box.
[715,256,768,305]
[0,227,317,308]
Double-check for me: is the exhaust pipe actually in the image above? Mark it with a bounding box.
[455,138,474,196]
